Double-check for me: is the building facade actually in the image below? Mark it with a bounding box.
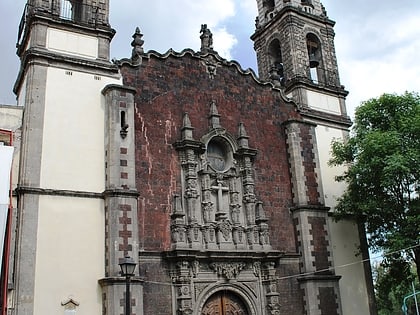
[6,0,375,314]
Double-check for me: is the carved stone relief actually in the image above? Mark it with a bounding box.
[172,101,272,252]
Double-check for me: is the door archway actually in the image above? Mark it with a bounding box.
[201,291,249,315]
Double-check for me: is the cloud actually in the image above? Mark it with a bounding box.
[110,0,237,58]
[212,27,238,60]
[1,0,420,114]
[327,0,420,117]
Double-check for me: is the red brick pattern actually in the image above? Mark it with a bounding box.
[119,204,133,255]
[308,216,331,272]
[298,125,321,205]
[318,287,339,315]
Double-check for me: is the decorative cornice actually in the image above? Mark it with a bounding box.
[98,277,144,287]
[116,48,291,99]
[297,274,341,283]
[103,188,139,198]
[14,48,119,95]
[282,118,317,127]
[299,109,352,128]
[251,6,335,40]
[15,186,103,199]
[102,84,137,96]
[284,77,349,98]
[289,204,330,213]
[163,249,284,261]
[15,186,139,199]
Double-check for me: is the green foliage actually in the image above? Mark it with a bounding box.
[374,260,418,315]
[329,92,420,279]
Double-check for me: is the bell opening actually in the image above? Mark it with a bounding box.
[309,54,319,68]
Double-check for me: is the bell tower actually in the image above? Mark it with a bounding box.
[252,1,355,315]
[11,1,139,314]
[251,0,348,111]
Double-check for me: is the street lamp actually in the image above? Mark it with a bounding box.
[119,256,137,315]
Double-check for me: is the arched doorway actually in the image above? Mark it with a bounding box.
[201,291,249,315]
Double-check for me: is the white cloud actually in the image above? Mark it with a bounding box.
[1,0,420,112]
[110,0,238,58]
[212,27,238,60]
[330,2,420,118]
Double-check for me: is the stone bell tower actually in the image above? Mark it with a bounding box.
[251,0,349,123]
[251,1,358,315]
[11,1,140,314]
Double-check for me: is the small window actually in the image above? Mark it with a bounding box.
[206,137,233,172]
[60,0,83,22]
[207,140,227,171]
[264,0,275,10]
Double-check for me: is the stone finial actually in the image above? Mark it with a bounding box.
[237,122,249,148]
[181,113,194,140]
[173,194,184,215]
[131,27,144,61]
[255,201,267,221]
[209,100,221,129]
[321,4,327,16]
[200,24,213,52]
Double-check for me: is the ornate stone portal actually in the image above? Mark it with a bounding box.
[169,101,281,315]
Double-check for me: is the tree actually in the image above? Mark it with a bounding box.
[329,92,420,278]
[373,258,418,315]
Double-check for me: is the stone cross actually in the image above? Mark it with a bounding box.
[211,179,229,214]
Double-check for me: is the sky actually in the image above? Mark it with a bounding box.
[1,0,420,118]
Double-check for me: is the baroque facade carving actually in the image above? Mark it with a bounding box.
[172,101,271,252]
[169,101,281,314]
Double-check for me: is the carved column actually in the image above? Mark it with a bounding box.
[173,113,205,250]
[172,261,194,315]
[237,123,261,249]
[262,262,281,315]
[171,194,188,249]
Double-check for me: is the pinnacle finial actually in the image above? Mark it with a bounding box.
[181,113,194,140]
[131,27,144,61]
[238,122,249,148]
[209,100,221,129]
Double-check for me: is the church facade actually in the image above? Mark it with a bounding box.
[5,0,375,314]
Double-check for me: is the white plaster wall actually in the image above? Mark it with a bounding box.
[47,28,98,59]
[33,196,104,315]
[329,218,371,315]
[315,126,347,208]
[307,90,341,114]
[315,125,370,314]
[40,66,121,192]
[0,106,22,132]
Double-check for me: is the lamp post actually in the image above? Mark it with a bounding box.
[119,256,137,315]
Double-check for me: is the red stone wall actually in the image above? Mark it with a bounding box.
[121,52,302,253]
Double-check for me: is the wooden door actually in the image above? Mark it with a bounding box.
[201,291,248,315]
